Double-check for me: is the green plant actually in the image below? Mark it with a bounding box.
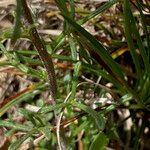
[0,0,150,149]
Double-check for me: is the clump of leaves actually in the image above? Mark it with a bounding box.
[0,0,150,149]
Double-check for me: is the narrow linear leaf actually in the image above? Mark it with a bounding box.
[127,1,149,74]
[68,35,78,61]
[39,102,70,114]
[0,83,44,117]
[9,128,37,150]
[0,42,13,61]
[73,121,90,136]
[70,62,82,99]
[69,0,75,19]
[72,101,105,130]
[79,0,118,25]
[51,32,65,51]
[137,0,150,60]
[17,55,43,65]
[62,14,124,81]
[82,63,126,94]
[123,0,142,77]
[0,120,31,131]
[55,0,69,15]
[40,126,52,140]
[12,0,22,43]
[17,64,46,79]
[89,132,109,150]
[51,0,118,53]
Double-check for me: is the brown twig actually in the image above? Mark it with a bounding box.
[21,0,57,103]
[0,85,34,108]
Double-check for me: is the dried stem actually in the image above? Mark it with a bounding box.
[21,0,57,103]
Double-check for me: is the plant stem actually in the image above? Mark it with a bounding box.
[21,0,57,103]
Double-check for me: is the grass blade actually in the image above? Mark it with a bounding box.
[11,0,22,43]
[123,0,142,77]
[79,0,118,25]
[0,83,45,117]
[62,14,124,81]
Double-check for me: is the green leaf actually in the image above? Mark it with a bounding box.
[68,35,78,61]
[82,63,126,94]
[127,2,149,75]
[107,127,119,140]
[55,0,69,15]
[40,126,52,140]
[136,0,150,60]
[0,42,14,61]
[9,129,36,150]
[72,101,105,131]
[0,83,45,117]
[51,32,65,51]
[39,102,70,114]
[79,0,118,25]
[68,0,75,19]
[70,61,82,100]
[11,0,22,43]
[89,132,109,150]
[73,120,90,136]
[17,64,46,79]
[0,28,13,41]
[123,0,141,77]
[0,120,31,132]
[62,13,125,81]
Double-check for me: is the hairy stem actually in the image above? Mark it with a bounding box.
[21,0,57,103]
